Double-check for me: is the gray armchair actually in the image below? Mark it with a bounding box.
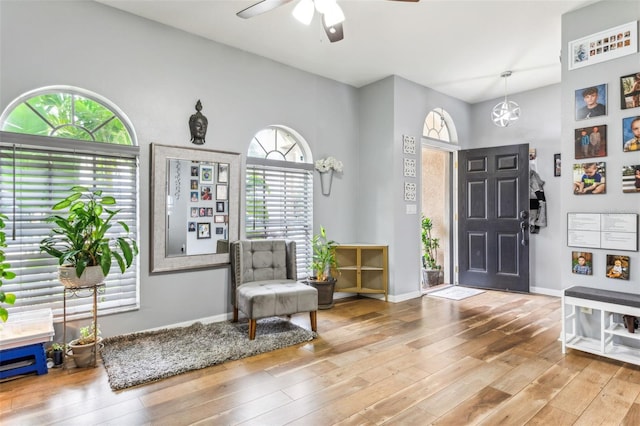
[230,239,318,339]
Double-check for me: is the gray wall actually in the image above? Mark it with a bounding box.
[470,84,564,295]
[0,1,361,336]
[560,0,640,294]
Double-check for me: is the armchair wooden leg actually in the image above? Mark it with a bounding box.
[310,311,317,332]
[249,319,257,340]
[233,307,238,322]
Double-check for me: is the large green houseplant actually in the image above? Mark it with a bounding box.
[421,215,441,287]
[0,213,16,322]
[307,226,339,309]
[39,186,139,287]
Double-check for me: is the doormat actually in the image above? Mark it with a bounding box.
[101,318,316,391]
[428,286,485,301]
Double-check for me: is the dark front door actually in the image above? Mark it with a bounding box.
[458,144,529,293]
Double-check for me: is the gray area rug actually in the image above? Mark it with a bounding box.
[101,318,317,391]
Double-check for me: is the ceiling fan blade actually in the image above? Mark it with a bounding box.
[322,18,344,43]
[237,0,295,19]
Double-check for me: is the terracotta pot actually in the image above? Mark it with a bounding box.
[68,337,103,368]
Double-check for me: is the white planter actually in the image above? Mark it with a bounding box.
[58,265,105,288]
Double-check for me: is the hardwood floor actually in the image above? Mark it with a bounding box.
[3,290,640,425]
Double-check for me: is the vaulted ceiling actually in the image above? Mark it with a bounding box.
[98,0,595,104]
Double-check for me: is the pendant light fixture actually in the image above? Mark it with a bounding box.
[292,0,345,27]
[491,71,520,127]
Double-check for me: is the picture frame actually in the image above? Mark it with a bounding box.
[206,207,213,217]
[215,227,224,235]
[199,165,214,184]
[200,186,212,200]
[573,162,606,195]
[216,201,225,212]
[188,222,196,232]
[218,163,229,184]
[606,254,630,280]
[568,21,638,71]
[554,154,561,177]
[197,222,211,239]
[214,215,227,224]
[190,179,198,190]
[190,191,198,202]
[620,72,640,110]
[190,166,199,177]
[622,116,640,152]
[216,184,228,201]
[574,125,607,159]
[575,84,607,120]
[622,164,640,193]
[571,251,593,276]
[190,207,198,218]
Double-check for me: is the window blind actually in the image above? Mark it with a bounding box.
[0,142,139,321]
[245,163,313,278]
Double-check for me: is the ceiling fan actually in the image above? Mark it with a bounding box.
[237,0,419,43]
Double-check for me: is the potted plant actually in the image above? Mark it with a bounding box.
[0,213,16,322]
[306,226,339,309]
[421,215,442,287]
[39,186,139,288]
[50,342,65,367]
[68,323,102,368]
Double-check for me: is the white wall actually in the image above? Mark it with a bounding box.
[560,0,640,294]
[0,1,361,336]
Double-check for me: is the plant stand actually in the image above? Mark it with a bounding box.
[63,282,104,368]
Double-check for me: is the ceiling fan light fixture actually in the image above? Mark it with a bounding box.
[292,0,314,25]
[314,0,336,15]
[323,3,344,27]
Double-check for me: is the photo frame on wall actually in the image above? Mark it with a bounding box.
[575,84,607,120]
[620,72,640,110]
[622,164,640,193]
[216,184,228,200]
[571,251,593,275]
[606,254,630,280]
[623,116,640,152]
[574,125,607,159]
[216,201,225,212]
[218,163,229,183]
[199,165,213,184]
[573,162,606,195]
[568,21,638,70]
[197,222,211,239]
[554,154,561,177]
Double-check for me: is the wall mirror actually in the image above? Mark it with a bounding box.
[151,143,241,272]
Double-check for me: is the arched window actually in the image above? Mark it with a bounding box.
[0,86,139,320]
[245,126,313,276]
[423,108,458,143]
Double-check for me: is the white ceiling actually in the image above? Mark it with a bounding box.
[97,0,595,104]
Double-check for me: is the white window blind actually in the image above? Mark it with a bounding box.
[0,140,139,320]
[246,162,313,278]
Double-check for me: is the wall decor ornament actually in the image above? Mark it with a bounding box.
[189,100,208,145]
[403,158,416,177]
[404,182,416,202]
[402,135,416,155]
[315,156,343,196]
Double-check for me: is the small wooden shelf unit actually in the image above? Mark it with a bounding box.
[334,244,388,301]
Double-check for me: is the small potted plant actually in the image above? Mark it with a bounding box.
[421,215,441,287]
[306,226,339,309]
[51,343,64,367]
[39,186,139,288]
[0,213,16,322]
[68,323,102,368]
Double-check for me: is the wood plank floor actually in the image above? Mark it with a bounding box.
[3,290,640,425]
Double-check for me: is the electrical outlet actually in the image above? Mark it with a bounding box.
[580,307,592,314]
